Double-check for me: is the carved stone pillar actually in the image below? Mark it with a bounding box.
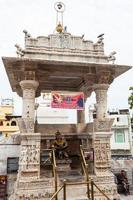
[17,80,40,179]
[20,80,39,121]
[10,78,54,200]
[90,118,116,199]
[18,133,41,180]
[77,106,86,123]
[77,90,92,123]
[93,84,109,119]
[93,119,114,174]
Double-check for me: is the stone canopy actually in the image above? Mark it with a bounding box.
[2,31,131,97]
[2,57,131,97]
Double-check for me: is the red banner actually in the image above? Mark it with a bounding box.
[51,92,84,110]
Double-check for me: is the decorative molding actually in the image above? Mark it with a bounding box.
[20,80,39,92]
[94,118,114,132]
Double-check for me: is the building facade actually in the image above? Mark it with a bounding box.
[109,109,133,187]
[0,99,20,198]
[109,109,132,158]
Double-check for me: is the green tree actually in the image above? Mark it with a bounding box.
[128,87,133,109]
[128,87,133,131]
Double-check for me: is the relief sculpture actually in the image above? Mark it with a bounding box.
[19,144,40,168]
[94,140,111,169]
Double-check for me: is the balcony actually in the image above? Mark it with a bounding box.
[0,125,19,132]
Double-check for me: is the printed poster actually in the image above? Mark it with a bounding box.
[51,92,84,110]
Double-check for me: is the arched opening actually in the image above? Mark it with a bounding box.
[11,121,17,126]
[0,121,3,126]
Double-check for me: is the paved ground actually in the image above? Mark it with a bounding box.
[120,195,133,200]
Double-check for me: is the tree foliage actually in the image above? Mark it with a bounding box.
[128,87,133,109]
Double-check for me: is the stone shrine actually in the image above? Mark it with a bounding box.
[2,2,131,200]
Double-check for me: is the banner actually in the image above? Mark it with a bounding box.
[51,92,84,110]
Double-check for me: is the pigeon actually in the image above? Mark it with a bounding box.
[97,33,104,38]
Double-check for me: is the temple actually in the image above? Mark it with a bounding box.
[2,2,131,200]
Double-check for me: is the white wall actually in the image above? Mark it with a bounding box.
[0,145,20,175]
[37,105,77,124]
[112,114,129,126]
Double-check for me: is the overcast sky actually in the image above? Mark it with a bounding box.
[0,0,133,114]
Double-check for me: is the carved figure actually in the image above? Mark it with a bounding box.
[108,51,116,64]
[52,131,68,159]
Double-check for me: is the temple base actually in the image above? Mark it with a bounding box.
[9,177,55,200]
[91,172,117,200]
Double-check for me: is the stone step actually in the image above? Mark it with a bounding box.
[57,184,88,200]
[69,197,89,200]
[69,169,82,175]
[58,168,83,182]
[59,176,84,184]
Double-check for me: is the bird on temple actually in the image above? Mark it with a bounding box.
[97,33,104,38]
[97,33,104,44]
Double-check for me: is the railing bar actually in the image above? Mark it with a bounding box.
[50,185,64,200]
[86,169,90,199]
[55,172,58,197]
[80,145,90,199]
[53,149,57,168]
[63,181,66,200]
[81,162,86,176]
[91,180,94,200]
[50,149,58,200]
[93,182,111,200]
[42,157,51,165]
[80,146,87,167]
[65,181,89,186]
[41,148,52,151]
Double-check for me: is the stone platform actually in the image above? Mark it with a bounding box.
[9,177,55,200]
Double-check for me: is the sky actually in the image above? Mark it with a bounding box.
[0,0,133,114]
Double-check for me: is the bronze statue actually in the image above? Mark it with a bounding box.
[52,131,68,159]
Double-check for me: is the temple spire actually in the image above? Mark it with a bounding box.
[54,2,65,33]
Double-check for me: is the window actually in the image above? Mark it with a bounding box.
[115,129,125,143]
[0,121,3,126]
[11,121,16,126]
[7,157,19,173]
[117,117,119,122]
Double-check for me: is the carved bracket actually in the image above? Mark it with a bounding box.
[17,118,34,133]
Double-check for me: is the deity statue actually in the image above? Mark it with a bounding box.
[52,131,69,159]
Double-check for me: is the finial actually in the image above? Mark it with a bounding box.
[54,2,65,33]
[56,22,63,33]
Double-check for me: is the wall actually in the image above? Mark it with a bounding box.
[0,144,20,175]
